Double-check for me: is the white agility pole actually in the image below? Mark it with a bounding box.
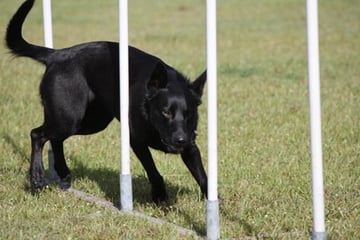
[119,0,133,211]
[206,0,220,239]
[42,0,53,48]
[42,0,59,182]
[306,0,327,239]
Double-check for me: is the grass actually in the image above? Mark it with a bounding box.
[0,0,359,239]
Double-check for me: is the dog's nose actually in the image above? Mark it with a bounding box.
[174,135,187,147]
[176,137,186,145]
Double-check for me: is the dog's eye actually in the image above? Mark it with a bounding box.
[162,110,172,119]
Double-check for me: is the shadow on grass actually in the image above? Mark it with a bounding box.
[70,157,195,206]
[4,133,260,236]
[2,134,205,234]
[70,157,206,234]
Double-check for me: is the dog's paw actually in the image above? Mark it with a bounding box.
[152,186,168,204]
[30,176,49,190]
[58,174,72,190]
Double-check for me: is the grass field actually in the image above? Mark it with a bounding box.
[1,0,359,239]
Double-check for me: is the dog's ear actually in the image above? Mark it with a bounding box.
[191,70,207,98]
[148,62,168,90]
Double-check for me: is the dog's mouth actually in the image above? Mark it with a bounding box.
[161,139,184,154]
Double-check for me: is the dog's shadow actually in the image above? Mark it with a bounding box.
[68,156,206,234]
[3,133,259,236]
[69,156,192,207]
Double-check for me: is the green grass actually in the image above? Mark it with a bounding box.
[1,0,359,239]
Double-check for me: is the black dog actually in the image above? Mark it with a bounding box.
[6,0,207,203]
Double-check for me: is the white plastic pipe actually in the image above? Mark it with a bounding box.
[206,0,218,203]
[119,0,133,211]
[42,0,53,48]
[206,0,220,239]
[306,0,326,239]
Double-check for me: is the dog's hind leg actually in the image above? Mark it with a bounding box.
[131,142,168,203]
[181,144,208,198]
[30,126,49,189]
[50,140,71,189]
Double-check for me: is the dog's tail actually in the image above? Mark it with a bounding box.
[6,0,54,65]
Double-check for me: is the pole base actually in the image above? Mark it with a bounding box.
[120,174,133,211]
[311,232,327,240]
[206,199,220,240]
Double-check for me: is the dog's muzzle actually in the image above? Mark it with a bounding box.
[161,136,187,154]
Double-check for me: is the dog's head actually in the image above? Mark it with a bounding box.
[144,62,206,153]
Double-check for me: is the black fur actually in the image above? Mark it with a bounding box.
[6,0,207,203]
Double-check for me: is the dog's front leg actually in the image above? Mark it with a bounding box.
[131,143,168,203]
[181,144,208,198]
